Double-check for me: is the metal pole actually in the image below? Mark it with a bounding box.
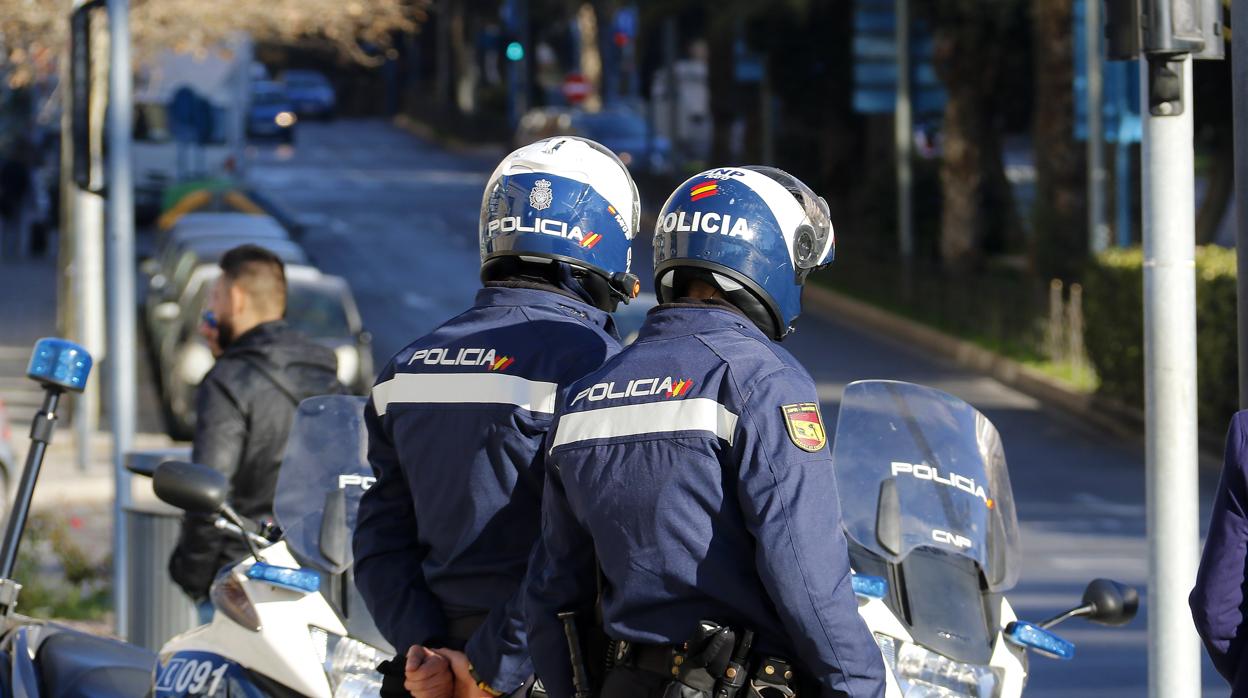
[1116,133,1133,247]
[1141,54,1201,698]
[1086,0,1109,252]
[663,18,680,165]
[0,390,61,580]
[73,191,104,474]
[105,0,135,640]
[894,0,913,263]
[1234,0,1248,408]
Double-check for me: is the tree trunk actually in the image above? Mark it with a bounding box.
[706,11,737,164]
[1031,0,1086,278]
[1196,142,1233,244]
[450,0,476,114]
[929,0,1019,272]
[434,0,452,110]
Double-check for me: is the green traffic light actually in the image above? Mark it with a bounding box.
[506,41,525,62]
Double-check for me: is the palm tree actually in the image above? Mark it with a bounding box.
[925,0,1022,272]
[1031,0,1086,278]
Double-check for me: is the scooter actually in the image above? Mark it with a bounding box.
[0,338,159,697]
[834,380,1139,698]
[149,394,393,697]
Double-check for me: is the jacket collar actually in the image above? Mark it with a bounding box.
[474,284,614,333]
[636,300,769,343]
[225,319,289,355]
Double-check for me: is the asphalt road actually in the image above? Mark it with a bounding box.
[249,119,1225,697]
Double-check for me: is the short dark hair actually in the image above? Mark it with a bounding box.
[219,244,287,315]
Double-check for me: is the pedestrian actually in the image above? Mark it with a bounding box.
[168,244,344,619]
[1191,411,1248,695]
[0,139,36,262]
[518,167,887,697]
[351,136,641,698]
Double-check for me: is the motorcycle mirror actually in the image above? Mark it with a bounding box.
[1039,578,1141,629]
[154,461,227,514]
[1080,578,1140,626]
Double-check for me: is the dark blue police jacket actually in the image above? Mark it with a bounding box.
[353,283,619,692]
[1192,410,1248,695]
[524,301,886,698]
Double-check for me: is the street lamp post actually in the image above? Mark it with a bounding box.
[105,0,136,640]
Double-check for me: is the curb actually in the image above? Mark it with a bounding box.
[391,114,507,161]
[802,283,1225,467]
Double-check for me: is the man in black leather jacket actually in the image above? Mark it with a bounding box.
[169,244,344,605]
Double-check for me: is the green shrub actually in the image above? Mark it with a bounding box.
[1084,245,1239,431]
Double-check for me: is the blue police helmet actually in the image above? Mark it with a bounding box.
[480,136,641,302]
[653,166,835,340]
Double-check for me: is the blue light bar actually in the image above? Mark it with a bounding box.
[851,574,888,599]
[26,338,92,393]
[246,562,320,593]
[1005,621,1076,660]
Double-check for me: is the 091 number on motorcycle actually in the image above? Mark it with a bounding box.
[155,652,265,697]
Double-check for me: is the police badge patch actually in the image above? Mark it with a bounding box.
[781,402,827,452]
[530,179,553,211]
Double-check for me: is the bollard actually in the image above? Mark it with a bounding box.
[1068,283,1086,383]
[1047,279,1065,362]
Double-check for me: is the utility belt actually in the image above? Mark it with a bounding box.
[552,614,805,698]
[612,640,803,698]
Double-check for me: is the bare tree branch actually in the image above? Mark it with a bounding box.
[0,0,429,86]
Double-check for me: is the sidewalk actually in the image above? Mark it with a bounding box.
[0,257,171,512]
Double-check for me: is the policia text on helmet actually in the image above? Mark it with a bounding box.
[479,136,642,314]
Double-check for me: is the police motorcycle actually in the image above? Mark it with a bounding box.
[148,394,394,697]
[835,380,1139,698]
[0,338,160,697]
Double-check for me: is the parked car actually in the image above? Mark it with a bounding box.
[152,211,290,253]
[280,70,336,120]
[144,212,292,302]
[513,107,671,174]
[514,107,576,147]
[248,81,297,143]
[161,266,373,438]
[571,109,671,174]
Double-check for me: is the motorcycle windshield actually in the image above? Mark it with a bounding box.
[273,395,371,575]
[832,381,1021,591]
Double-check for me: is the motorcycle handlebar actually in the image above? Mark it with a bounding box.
[212,518,271,548]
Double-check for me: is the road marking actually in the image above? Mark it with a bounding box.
[1071,492,1147,517]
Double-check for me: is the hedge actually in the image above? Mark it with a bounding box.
[1083,246,1239,431]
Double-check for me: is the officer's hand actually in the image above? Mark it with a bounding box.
[432,648,493,698]
[404,645,453,698]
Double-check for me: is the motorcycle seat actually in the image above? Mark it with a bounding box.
[35,629,156,698]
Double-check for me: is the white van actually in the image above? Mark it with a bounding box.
[132,36,252,215]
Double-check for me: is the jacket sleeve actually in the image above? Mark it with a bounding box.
[522,449,598,698]
[351,384,448,652]
[466,328,620,692]
[734,368,886,698]
[1191,411,1248,683]
[169,374,248,599]
[464,549,536,693]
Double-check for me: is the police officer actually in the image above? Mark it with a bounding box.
[352,136,641,697]
[522,167,887,697]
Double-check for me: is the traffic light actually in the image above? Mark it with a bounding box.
[1104,0,1224,60]
[505,41,525,62]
